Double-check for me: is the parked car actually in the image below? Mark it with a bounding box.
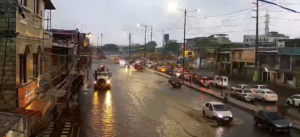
[250,84,270,94]
[255,89,278,102]
[254,110,292,132]
[202,102,233,125]
[194,77,211,88]
[179,72,191,81]
[230,88,254,102]
[286,94,300,107]
[231,84,249,91]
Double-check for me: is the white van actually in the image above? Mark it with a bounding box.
[212,76,228,88]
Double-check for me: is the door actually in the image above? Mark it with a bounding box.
[237,90,243,98]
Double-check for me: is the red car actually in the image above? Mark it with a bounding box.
[134,64,143,71]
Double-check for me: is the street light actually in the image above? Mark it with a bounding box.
[168,3,200,82]
[137,23,154,71]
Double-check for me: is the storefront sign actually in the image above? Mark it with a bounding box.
[18,81,37,108]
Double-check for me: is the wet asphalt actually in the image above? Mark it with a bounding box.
[78,60,300,137]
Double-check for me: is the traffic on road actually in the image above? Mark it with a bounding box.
[78,59,300,137]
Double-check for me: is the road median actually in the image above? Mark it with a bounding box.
[146,68,300,131]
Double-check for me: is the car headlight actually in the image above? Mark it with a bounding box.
[230,115,232,117]
[275,124,282,127]
[217,114,223,118]
[290,123,293,127]
[107,80,111,83]
[94,81,96,84]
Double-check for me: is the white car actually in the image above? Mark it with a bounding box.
[231,84,249,91]
[202,102,233,123]
[286,94,300,107]
[255,89,278,102]
[212,76,229,88]
[250,84,269,93]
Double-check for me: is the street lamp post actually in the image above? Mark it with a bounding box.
[137,24,154,71]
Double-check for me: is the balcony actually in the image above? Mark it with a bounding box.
[261,64,279,70]
[231,57,255,62]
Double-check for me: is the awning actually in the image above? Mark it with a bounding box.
[16,100,51,117]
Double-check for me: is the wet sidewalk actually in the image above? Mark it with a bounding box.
[147,68,300,131]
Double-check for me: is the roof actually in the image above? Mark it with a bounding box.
[0,112,22,137]
[258,50,278,53]
[208,102,224,105]
[45,0,55,10]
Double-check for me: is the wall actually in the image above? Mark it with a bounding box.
[0,0,17,111]
[231,49,255,63]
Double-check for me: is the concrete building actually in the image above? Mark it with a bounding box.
[0,0,55,111]
[243,31,289,44]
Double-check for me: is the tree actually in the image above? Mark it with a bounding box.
[146,41,157,53]
[164,41,179,55]
[100,44,119,51]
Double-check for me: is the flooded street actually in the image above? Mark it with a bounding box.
[78,60,298,137]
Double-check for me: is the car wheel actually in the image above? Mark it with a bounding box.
[262,98,266,102]
[254,119,258,127]
[287,100,292,106]
[202,110,206,116]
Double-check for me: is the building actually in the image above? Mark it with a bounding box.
[243,31,289,44]
[0,0,55,111]
[186,34,230,46]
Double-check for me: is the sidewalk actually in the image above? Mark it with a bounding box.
[147,68,300,131]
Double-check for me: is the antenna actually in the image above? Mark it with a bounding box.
[265,9,270,36]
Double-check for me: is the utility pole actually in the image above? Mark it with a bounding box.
[129,32,131,60]
[101,33,103,47]
[254,0,259,82]
[150,26,153,41]
[182,9,187,82]
[144,26,147,69]
[162,30,165,61]
[97,35,99,56]
[76,29,80,73]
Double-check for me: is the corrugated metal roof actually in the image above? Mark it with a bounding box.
[0,112,22,137]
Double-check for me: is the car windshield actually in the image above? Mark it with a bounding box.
[266,112,284,120]
[213,104,229,111]
[260,86,268,89]
[244,89,252,93]
[266,91,275,94]
[243,86,249,88]
[97,73,108,76]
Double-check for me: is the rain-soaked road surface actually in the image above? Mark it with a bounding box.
[79,60,299,137]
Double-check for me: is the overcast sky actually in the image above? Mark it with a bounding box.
[49,0,300,46]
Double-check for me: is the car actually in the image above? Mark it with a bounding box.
[286,94,300,107]
[202,102,233,125]
[168,76,182,88]
[179,72,191,81]
[93,71,112,90]
[230,88,254,102]
[194,77,211,88]
[254,110,293,132]
[255,89,278,102]
[97,65,109,72]
[231,84,249,91]
[124,63,131,68]
[250,84,269,94]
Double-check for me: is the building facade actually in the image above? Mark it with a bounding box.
[244,31,289,44]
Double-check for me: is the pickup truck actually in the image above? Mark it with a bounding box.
[211,75,229,88]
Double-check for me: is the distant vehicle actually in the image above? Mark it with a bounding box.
[211,76,228,88]
[254,110,292,132]
[134,64,143,71]
[203,102,233,125]
[231,84,249,91]
[93,71,112,90]
[230,88,254,102]
[255,89,278,102]
[194,77,211,88]
[250,84,269,94]
[168,76,182,88]
[286,94,300,107]
[124,63,131,68]
[98,65,109,72]
[179,72,191,81]
[114,59,120,64]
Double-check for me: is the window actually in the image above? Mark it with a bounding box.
[33,54,38,78]
[205,103,210,108]
[238,53,242,59]
[34,0,40,14]
[40,56,43,76]
[187,52,192,56]
[19,55,23,84]
[21,0,27,6]
[20,54,27,83]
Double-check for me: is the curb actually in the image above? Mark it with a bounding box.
[146,68,300,131]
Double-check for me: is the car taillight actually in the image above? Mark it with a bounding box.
[209,80,211,82]
[201,80,203,82]
[266,95,270,98]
